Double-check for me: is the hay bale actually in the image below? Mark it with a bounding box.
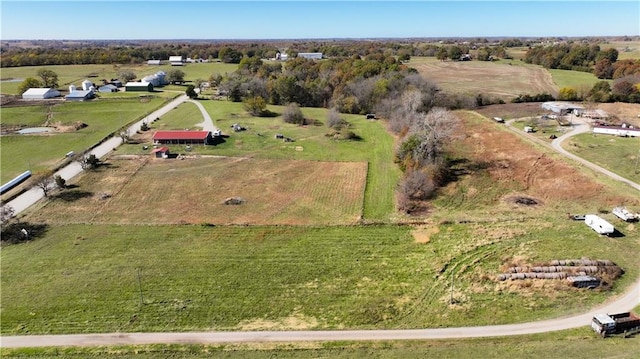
[223,197,245,205]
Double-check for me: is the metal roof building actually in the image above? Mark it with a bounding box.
[297,52,323,60]
[169,56,184,66]
[152,130,213,145]
[22,88,61,100]
[541,102,584,115]
[125,82,154,92]
[65,90,95,101]
[147,59,161,65]
[98,84,118,93]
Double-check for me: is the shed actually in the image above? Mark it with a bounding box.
[65,90,95,101]
[125,82,154,92]
[98,84,118,93]
[592,125,640,138]
[147,59,161,65]
[22,88,61,100]
[541,102,584,115]
[585,214,615,235]
[169,56,184,66]
[151,146,170,158]
[567,275,600,288]
[297,52,323,60]
[152,130,212,145]
[110,80,123,87]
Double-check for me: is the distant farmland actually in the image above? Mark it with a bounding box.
[410,57,558,100]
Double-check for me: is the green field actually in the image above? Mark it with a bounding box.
[0,96,171,183]
[563,132,640,182]
[548,68,603,91]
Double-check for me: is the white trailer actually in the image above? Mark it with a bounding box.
[585,215,615,235]
[612,207,639,222]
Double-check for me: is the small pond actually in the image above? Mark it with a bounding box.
[17,127,54,134]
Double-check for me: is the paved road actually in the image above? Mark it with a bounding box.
[6,94,189,215]
[2,112,639,348]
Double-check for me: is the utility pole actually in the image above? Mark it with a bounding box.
[137,268,144,305]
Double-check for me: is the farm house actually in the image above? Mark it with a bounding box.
[21,88,61,100]
[152,130,213,145]
[125,82,154,92]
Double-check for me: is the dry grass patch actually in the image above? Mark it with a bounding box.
[411,225,439,243]
[412,60,557,99]
[30,156,367,225]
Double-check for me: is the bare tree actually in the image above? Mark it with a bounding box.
[326,108,345,129]
[411,107,462,166]
[32,171,54,198]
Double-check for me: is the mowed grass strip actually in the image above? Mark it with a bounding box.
[30,156,368,225]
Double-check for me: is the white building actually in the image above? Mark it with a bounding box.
[585,215,614,235]
[297,52,323,60]
[141,71,167,87]
[169,56,183,66]
[22,88,61,100]
[541,102,584,115]
[592,125,640,137]
[82,79,93,91]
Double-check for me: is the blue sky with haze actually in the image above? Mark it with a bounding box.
[1,1,638,40]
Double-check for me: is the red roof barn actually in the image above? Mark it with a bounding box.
[152,130,213,145]
[151,146,170,158]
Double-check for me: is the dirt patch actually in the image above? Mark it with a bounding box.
[504,195,541,207]
[411,225,439,243]
[237,313,319,331]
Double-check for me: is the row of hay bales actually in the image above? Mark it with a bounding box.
[549,259,614,266]
[496,258,621,281]
[507,265,603,274]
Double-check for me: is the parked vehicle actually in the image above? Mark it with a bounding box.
[612,206,639,222]
[585,214,614,235]
[592,312,640,337]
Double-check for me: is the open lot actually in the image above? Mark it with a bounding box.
[29,156,368,225]
[409,57,558,99]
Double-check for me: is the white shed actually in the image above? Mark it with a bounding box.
[22,88,61,100]
[585,214,614,235]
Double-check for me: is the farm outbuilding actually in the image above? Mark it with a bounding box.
[541,102,584,115]
[169,56,184,66]
[82,80,93,91]
[22,88,61,100]
[98,84,118,93]
[65,89,95,101]
[592,125,640,137]
[141,71,167,87]
[297,52,323,60]
[147,59,161,65]
[151,146,170,158]
[125,82,154,92]
[152,130,213,145]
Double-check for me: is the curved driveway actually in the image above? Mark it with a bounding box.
[2,113,639,348]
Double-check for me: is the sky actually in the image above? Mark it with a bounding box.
[1,1,638,40]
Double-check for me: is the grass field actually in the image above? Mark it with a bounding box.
[29,156,368,225]
[548,68,603,91]
[562,132,640,182]
[0,96,170,183]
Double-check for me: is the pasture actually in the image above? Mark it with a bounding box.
[0,96,170,183]
[29,156,368,225]
[409,57,558,99]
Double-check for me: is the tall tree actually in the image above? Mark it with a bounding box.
[118,70,137,83]
[17,77,43,94]
[36,69,59,88]
[167,69,186,84]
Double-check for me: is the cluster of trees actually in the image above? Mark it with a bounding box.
[524,42,640,80]
[16,69,59,93]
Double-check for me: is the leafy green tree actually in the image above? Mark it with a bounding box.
[167,69,186,84]
[557,87,579,101]
[238,56,263,73]
[587,81,612,102]
[436,47,448,61]
[36,69,59,88]
[243,96,267,116]
[185,85,198,99]
[17,77,43,94]
[447,46,463,61]
[118,70,136,83]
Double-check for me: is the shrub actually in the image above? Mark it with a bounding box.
[282,103,306,125]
